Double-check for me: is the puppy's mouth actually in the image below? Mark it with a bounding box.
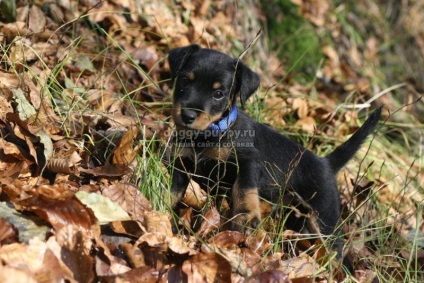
[172,107,222,131]
[175,121,208,131]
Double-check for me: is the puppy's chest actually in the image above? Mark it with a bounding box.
[176,143,234,162]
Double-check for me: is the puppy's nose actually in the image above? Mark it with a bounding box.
[181,109,197,124]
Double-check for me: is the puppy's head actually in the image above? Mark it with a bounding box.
[168,44,260,131]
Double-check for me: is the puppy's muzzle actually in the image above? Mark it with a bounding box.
[181,109,198,125]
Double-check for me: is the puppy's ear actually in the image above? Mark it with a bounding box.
[236,61,260,108]
[168,44,201,78]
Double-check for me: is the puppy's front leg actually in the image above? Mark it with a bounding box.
[170,157,191,208]
[231,160,261,232]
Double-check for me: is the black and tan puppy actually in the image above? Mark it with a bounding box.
[168,44,381,247]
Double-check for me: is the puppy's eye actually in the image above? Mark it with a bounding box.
[213,90,224,100]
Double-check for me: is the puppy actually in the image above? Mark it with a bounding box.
[168,44,381,253]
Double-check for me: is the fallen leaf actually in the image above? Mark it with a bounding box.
[294,0,330,26]
[292,97,309,119]
[79,164,133,176]
[208,231,247,249]
[246,234,273,256]
[101,182,152,221]
[48,225,96,282]
[112,127,139,165]
[75,190,132,224]
[104,266,162,283]
[214,247,259,277]
[0,201,49,243]
[143,211,173,236]
[0,265,37,283]
[0,241,42,269]
[245,269,291,283]
[167,236,198,256]
[294,116,316,134]
[119,242,146,268]
[28,5,46,33]
[73,54,96,73]
[279,253,322,279]
[12,88,36,121]
[182,180,208,209]
[0,217,19,245]
[109,220,144,238]
[0,70,20,88]
[182,252,232,283]
[196,206,220,238]
[16,194,100,235]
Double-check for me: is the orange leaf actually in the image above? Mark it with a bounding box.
[182,252,232,283]
[112,127,139,165]
[196,207,220,238]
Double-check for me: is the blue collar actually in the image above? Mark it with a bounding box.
[208,105,238,134]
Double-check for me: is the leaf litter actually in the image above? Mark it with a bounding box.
[0,0,423,282]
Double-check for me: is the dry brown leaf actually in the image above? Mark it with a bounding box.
[85,89,116,111]
[354,269,378,283]
[215,246,263,277]
[264,94,288,127]
[79,164,133,176]
[181,252,232,283]
[46,152,81,175]
[294,116,316,134]
[136,232,167,249]
[198,0,211,16]
[0,265,37,283]
[37,184,77,200]
[109,220,144,238]
[0,70,20,89]
[0,138,22,160]
[47,225,95,282]
[101,182,152,221]
[279,253,322,279]
[167,236,198,256]
[106,266,163,283]
[112,127,139,165]
[28,5,46,33]
[196,206,220,238]
[208,231,247,249]
[1,22,30,37]
[0,240,45,270]
[143,211,173,236]
[0,218,18,245]
[135,232,168,271]
[120,242,146,268]
[294,0,331,27]
[133,46,160,72]
[245,270,291,283]
[39,249,65,282]
[94,237,132,277]
[246,234,272,256]
[182,180,208,209]
[292,98,309,118]
[16,194,100,235]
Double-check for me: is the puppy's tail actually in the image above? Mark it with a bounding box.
[326,107,382,173]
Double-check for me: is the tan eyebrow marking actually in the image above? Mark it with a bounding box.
[187,72,195,80]
[212,81,222,89]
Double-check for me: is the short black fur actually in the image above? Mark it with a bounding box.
[168,44,382,268]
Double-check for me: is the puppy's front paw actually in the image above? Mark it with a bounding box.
[170,191,183,208]
[230,209,261,234]
[231,187,262,234]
